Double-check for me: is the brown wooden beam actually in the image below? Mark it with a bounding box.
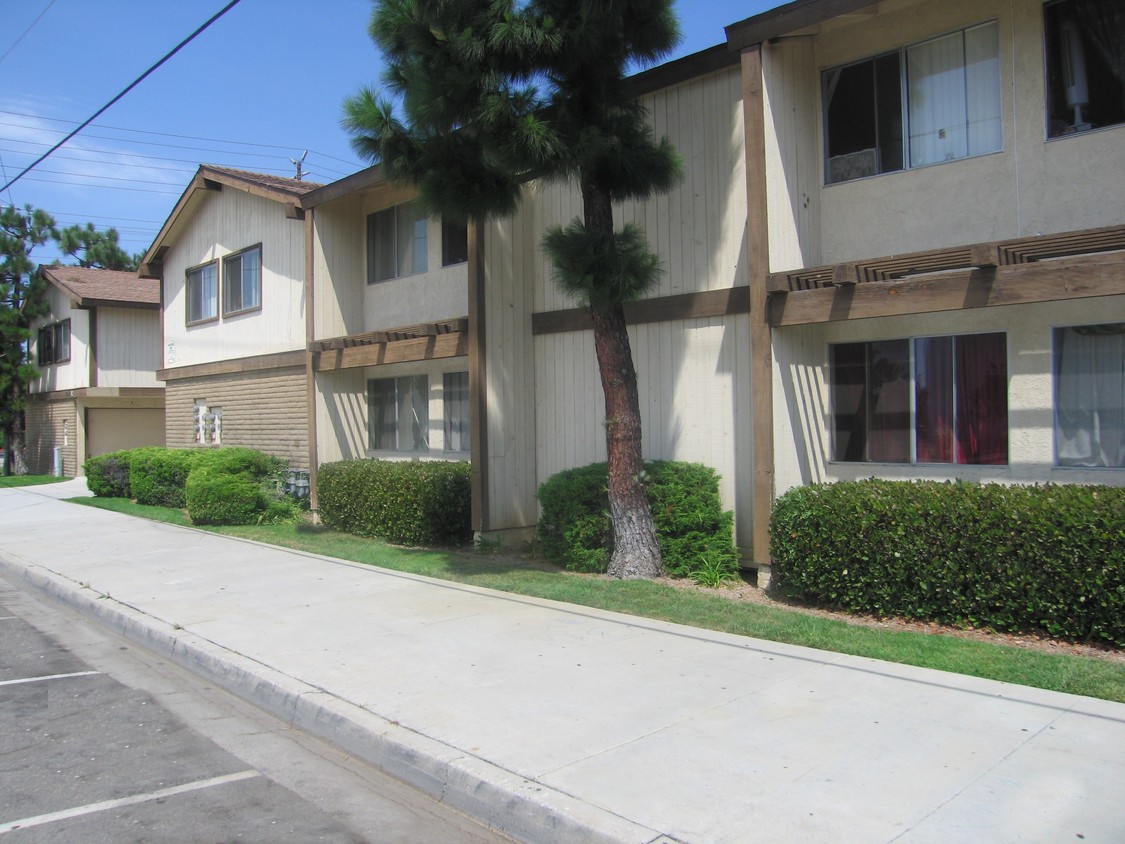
[532,286,750,335]
[313,332,468,372]
[767,253,1125,326]
[831,262,859,286]
[158,349,305,381]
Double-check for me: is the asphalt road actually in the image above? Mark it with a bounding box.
[0,573,510,843]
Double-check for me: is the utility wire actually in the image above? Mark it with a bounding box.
[0,0,58,67]
[0,0,243,195]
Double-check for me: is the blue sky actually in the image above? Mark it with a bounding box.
[1,0,783,265]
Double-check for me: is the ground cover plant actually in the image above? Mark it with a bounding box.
[69,495,1125,704]
[0,474,68,488]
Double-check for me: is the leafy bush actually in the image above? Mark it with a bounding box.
[128,448,198,507]
[771,479,1125,646]
[317,459,472,546]
[193,447,284,481]
[185,468,268,526]
[84,450,134,497]
[536,461,740,580]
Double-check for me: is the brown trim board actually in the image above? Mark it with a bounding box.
[532,287,750,336]
[468,220,489,533]
[767,253,1125,326]
[158,350,306,381]
[28,387,164,403]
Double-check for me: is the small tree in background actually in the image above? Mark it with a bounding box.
[58,222,139,271]
[0,205,56,474]
[343,0,682,578]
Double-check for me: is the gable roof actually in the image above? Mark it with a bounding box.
[139,165,324,278]
[40,265,159,309]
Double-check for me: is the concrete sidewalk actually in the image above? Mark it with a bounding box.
[1,481,1122,844]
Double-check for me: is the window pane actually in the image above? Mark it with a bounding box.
[397,374,429,451]
[867,340,911,462]
[1055,324,1125,468]
[228,246,262,312]
[54,320,71,362]
[368,209,396,283]
[964,22,1002,155]
[188,264,217,322]
[443,371,469,452]
[908,31,970,167]
[397,202,428,277]
[831,343,869,461]
[368,379,397,450]
[223,253,243,313]
[874,53,904,174]
[1044,0,1125,137]
[954,332,1008,465]
[915,336,954,462]
[442,218,469,266]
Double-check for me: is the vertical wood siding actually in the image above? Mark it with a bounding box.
[96,307,161,387]
[162,189,307,368]
[165,367,309,469]
[29,285,88,394]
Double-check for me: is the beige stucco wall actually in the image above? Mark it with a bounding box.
[772,294,1125,497]
[162,188,307,368]
[764,0,1125,270]
[165,366,308,470]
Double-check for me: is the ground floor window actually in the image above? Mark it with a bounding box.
[368,375,429,451]
[443,371,470,452]
[830,332,1008,464]
[1054,323,1125,468]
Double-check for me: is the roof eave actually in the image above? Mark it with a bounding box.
[725,0,879,50]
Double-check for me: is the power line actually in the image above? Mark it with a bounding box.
[0,109,362,168]
[0,0,58,67]
[1,0,244,195]
[19,175,182,195]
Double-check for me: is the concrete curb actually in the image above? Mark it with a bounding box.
[0,555,670,844]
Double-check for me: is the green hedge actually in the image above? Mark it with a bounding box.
[770,479,1125,646]
[84,450,134,497]
[317,459,472,546]
[126,448,197,507]
[536,461,740,581]
[185,468,269,526]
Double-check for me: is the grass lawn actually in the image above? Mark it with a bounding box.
[70,496,1125,704]
[0,474,69,488]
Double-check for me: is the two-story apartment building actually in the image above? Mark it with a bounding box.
[142,0,1123,581]
[140,166,320,470]
[26,265,163,476]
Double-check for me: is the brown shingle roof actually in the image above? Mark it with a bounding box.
[200,165,324,196]
[41,265,159,308]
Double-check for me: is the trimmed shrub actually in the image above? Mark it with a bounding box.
[128,448,198,507]
[193,447,285,481]
[185,468,268,526]
[770,479,1125,646]
[317,459,472,546]
[536,461,740,580]
[84,450,134,497]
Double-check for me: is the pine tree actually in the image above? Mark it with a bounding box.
[0,205,57,474]
[57,222,139,271]
[344,0,682,578]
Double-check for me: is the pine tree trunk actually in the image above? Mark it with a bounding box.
[583,183,663,579]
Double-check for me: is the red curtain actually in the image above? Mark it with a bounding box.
[955,333,1008,464]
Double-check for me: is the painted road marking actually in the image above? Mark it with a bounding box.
[0,770,262,834]
[0,671,100,687]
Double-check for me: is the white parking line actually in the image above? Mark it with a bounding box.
[0,770,262,834]
[0,671,100,687]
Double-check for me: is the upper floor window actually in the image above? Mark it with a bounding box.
[830,333,1008,465]
[223,245,261,316]
[1054,323,1124,468]
[37,319,71,366]
[368,201,428,283]
[823,21,1002,184]
[186,261,218,324]
[442,218,469,267]
[1044,0,1125,138]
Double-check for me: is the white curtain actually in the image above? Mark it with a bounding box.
[908,22,1001,167]
[1055,325,1125,468]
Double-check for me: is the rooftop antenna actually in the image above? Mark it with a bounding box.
[290,150,309,180]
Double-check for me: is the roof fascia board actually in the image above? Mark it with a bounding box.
[301,164,385,208]
[726,0,879,50]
